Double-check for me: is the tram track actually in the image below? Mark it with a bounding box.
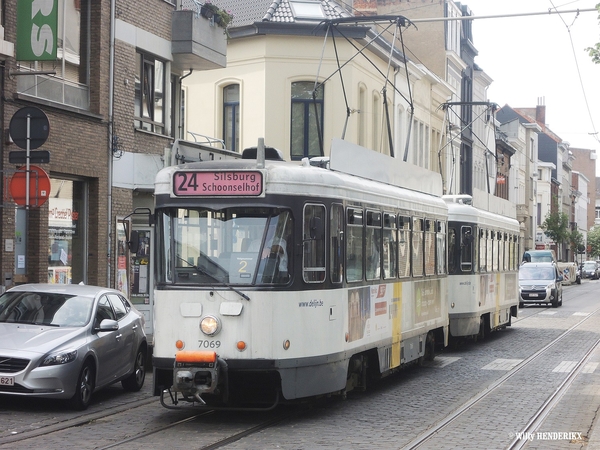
[94,405,312,450]
[2,285,597,449]
[401,303,600,450]
[0,390,315,450]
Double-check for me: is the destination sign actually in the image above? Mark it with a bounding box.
[173,171,264,197]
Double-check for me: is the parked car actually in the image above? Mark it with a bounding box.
[581,261,600,280]
[519,262,563,308]
[0,284,147,410]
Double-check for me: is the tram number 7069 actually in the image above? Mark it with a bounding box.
[198,340,221,349]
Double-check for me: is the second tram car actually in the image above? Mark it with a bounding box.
[445,195,520,340]
[151,139,449,409]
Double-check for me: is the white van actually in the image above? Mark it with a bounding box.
[522,250,557,264]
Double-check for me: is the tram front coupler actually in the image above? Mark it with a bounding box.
[172,350,222,404]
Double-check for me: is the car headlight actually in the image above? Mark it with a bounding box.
[546,283,556,290]
[41,349,78,366]
[200,315,221,336]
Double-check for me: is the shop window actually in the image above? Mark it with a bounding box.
[48,179,87,284]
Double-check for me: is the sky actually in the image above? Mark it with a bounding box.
[457,0,600,173]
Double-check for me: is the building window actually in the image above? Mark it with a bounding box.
[135,51,166,134]
[223,84,240,151]
[17,0,91,109]
[291,81,323,160]
[48,178,88,284]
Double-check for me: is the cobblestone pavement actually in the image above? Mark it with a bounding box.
[1,282,600,449]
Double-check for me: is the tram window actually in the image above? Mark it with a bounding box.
[366,211,381,280]
[510,235,516,271]
[436,220,446,275]
[383,213,397,279]
[492,231,499,272]
[448,228,457,274]
[398,216,411,278]
[504,233,510,271]
[460,226,473,272]
[487,230,493,272]
[330,204,344,284]
[424,219,435,276]
[346,207,363,282]
[499,232,505,271]
[303,204,326,283]
[479,229,486,272]
[412,218,424,277]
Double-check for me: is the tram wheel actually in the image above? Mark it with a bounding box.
[423,331,435,361]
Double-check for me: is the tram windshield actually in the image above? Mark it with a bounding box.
[157,207,293,286]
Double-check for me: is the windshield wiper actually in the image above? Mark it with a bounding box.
[176,255,250,301]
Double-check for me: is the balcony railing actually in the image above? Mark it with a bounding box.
[172,0,228,71]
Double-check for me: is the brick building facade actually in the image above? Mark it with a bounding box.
[0,0,225,331]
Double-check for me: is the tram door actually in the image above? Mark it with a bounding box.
[130,227,153,337]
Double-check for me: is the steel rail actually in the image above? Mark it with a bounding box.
[401,304,600,449]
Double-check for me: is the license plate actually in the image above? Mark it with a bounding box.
[0,376,14,386]
[529,293,538,298]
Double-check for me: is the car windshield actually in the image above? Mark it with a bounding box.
[0,292,94,327]
[583,262,596,269]
[519,266,555,281]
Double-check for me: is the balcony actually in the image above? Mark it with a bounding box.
[171,9,227,71]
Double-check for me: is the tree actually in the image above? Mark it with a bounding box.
[587,3,600,64]
[540,211,570,252]
[587,226,600,259]
[568,229,584,262]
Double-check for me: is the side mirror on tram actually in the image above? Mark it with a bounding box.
[128,230,140,254]
[310,217,324,240]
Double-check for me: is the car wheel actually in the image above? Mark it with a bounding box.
[122,346,146,392]
[69,360,95,410]
[552,297,559,308]
[519,302,524,308]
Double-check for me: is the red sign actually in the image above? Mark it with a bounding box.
[173,171,263,197]
[497,175,506,185]
[10,165,51,207]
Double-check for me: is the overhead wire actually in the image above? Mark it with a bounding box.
[548,0,600,144]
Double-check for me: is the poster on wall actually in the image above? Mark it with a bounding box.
[116,219,129,297]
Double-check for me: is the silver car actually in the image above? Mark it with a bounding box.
[0,284,147,410]
[519,262,563,308]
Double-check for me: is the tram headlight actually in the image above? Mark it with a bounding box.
[200,315,221,336]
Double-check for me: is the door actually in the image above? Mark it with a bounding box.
[130,227,153,337]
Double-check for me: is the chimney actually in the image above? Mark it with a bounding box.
[536,97,546,125]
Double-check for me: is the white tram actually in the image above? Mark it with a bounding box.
[151,139,449,409]
[445,195,520,340]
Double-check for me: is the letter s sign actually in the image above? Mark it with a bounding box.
[16,0,58,61]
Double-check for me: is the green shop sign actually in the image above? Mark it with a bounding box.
[17,0,58,61]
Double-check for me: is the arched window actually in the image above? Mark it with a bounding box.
[222,84,240,151]
[290,81,324,160]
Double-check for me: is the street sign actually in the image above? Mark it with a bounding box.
[9,165,51,207]
[9,150,50,164]
[9,106,50,150]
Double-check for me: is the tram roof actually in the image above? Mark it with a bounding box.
[156,139,446,211]
[444,196,520,233]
